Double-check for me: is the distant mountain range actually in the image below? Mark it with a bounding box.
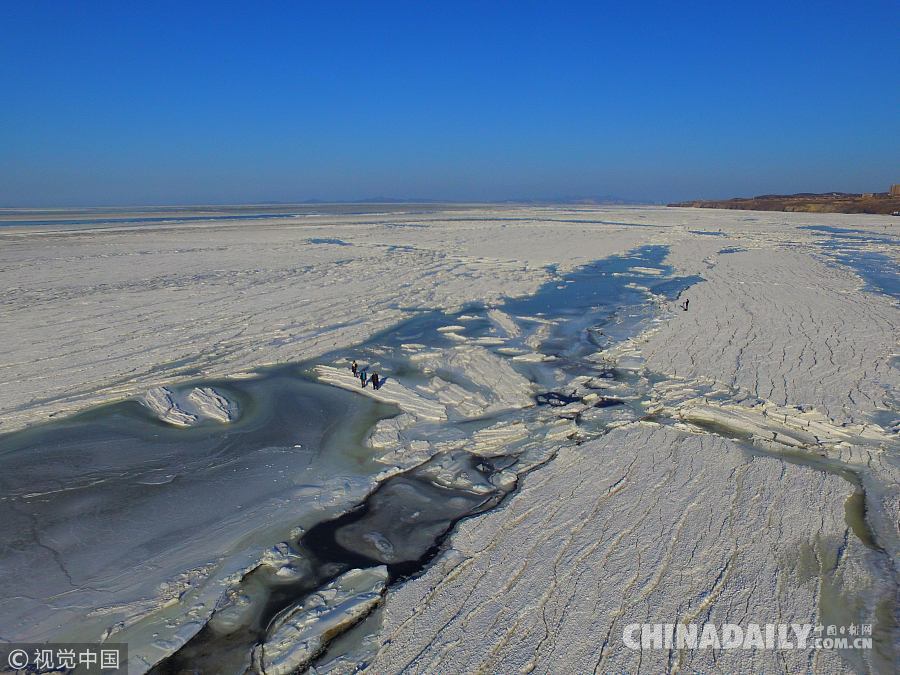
[669,190,900,215]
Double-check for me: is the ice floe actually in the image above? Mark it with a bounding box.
[142,385,239,426]
[252,566,388,675]
[486,308,521,337]
[315,365,447,420]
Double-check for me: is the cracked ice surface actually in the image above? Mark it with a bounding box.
[644,246,898,427]
[411,344,535,415]
[252,566,388,675]
[636,240,900,579]
[0,206,897,671]
[0,371,393,668]
[142,385,239,426]
[0,206,659,434]
[315,365,448,420]
[369,425,891,673]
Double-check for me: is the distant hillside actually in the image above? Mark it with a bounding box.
[669,189,900,215]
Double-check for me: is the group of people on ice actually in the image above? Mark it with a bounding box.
[350,360,383,389]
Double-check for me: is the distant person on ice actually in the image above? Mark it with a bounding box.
[359,369,367,388]
[681,298,690,311]
[371,372,380,390]
[351,360,358,376]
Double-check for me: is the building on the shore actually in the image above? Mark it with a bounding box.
[890,184,900,196]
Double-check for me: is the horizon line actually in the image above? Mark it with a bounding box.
[0,197,662,212]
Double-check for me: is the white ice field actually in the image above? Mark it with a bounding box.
[0,205,897,673]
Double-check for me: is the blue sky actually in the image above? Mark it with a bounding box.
[1,1,898,206]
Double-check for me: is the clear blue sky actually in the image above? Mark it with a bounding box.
[1,1,898,206]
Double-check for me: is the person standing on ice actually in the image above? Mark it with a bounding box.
[351,360,358,376]
[359,369,367,388]
[682,298,690,311]
[371,372,380,390]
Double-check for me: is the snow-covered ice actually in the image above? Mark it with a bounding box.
[142,385,239,426]
[0,205,896,673]
[252,566,388,675]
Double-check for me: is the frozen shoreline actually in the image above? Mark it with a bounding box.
[1,206,897,672]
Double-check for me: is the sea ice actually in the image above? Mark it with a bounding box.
[252,566,388,675]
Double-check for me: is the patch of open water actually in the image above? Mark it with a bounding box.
[799,225,899,300]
